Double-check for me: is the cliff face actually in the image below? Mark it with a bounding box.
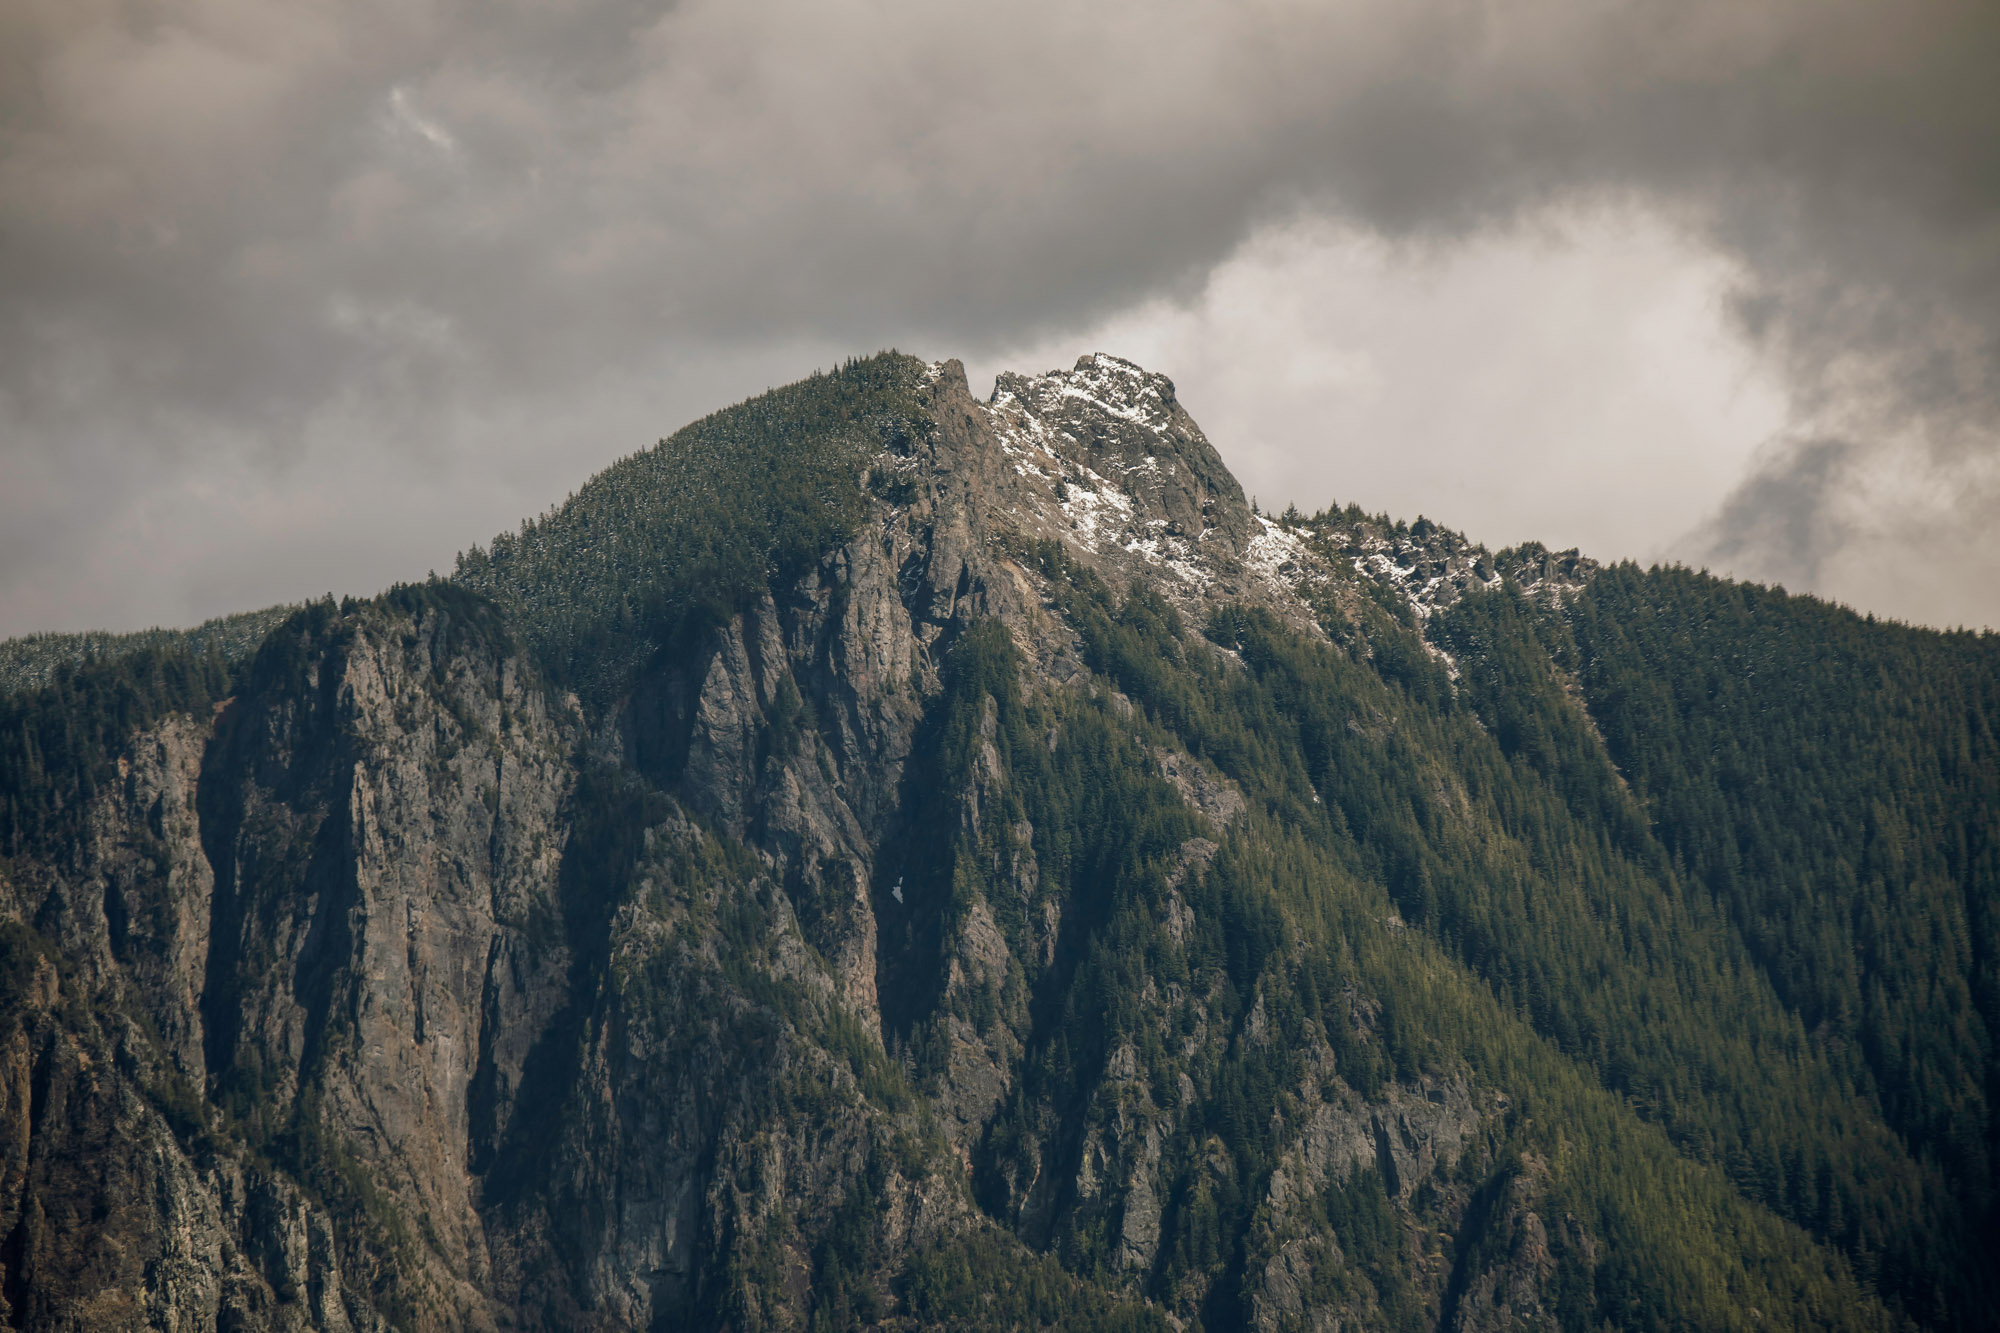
[0,352,1982,1330]
[0,356,1201,1329]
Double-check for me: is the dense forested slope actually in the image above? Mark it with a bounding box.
[0,606,293,698]
[1558,569,2000,1319]
[0,352,1991,1331]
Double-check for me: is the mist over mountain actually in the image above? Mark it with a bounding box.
[1,354,1993,1331]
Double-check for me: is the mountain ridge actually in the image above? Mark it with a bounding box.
[0,351,1992,1331]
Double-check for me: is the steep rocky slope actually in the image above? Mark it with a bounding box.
[0,353,1991,1330]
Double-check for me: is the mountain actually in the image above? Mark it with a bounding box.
[0,352,1994,1332]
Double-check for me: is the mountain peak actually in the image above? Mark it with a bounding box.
[987,351,1180,435]
[973,353,1256,606]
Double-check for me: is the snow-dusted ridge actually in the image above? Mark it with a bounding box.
[976,353,1244,609]
[946,353,1599,645]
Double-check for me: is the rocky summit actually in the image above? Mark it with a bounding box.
[0,353,1995,1331]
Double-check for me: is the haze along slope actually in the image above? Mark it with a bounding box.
[0,352,1992,1331]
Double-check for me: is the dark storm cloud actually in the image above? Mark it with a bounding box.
[1693,437,1859,588]
[4,0,1998,631]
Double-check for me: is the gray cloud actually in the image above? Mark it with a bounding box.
[1693,437,1860,585]
[3,0,1997,633]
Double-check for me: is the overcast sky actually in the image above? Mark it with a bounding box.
[5,0,1998,638]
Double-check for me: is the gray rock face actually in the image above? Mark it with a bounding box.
[0,353,1586,1330]
[986,354,1256,611]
